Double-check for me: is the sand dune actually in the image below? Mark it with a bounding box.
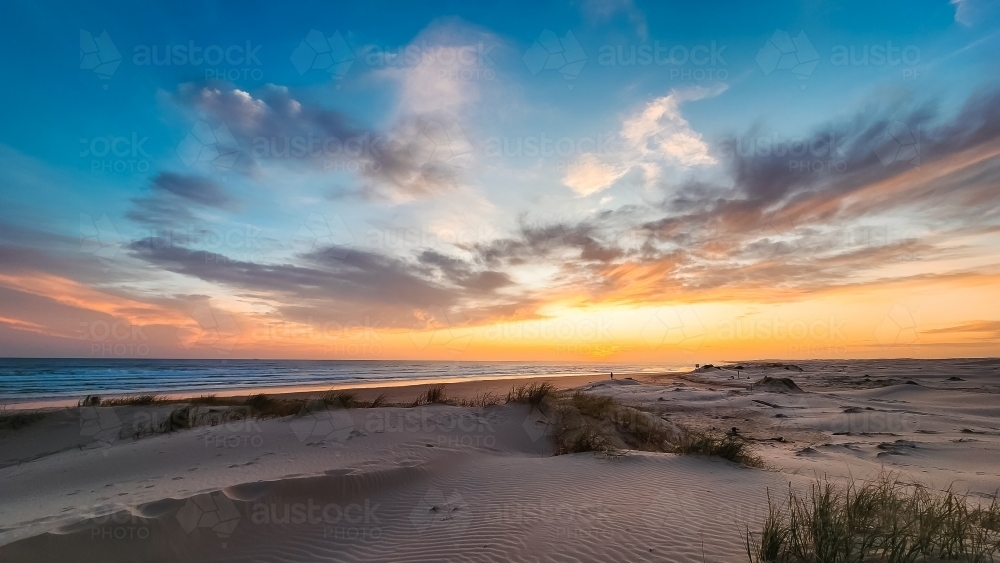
[2,359,999,561]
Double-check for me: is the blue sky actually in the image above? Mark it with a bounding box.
[0,0,998,359]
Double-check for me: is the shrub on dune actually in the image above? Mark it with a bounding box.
[743,472,1000,563]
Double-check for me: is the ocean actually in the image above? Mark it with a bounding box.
[0,358,686,404]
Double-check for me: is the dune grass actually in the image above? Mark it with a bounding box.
[676,432,764,468]
[506,382,555,407]
[424,385,447,404]
[553,391,682,455]
[538,390,762,465]
[78,394,164,407]
[743,473,1000,563]
[0,411,45,430]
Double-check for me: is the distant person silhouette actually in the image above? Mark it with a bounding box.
[610,371,614,380]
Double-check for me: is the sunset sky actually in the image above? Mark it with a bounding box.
[0,0,998,362]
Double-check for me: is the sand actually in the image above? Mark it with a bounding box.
[1,359,998,562]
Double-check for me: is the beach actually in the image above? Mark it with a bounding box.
[2,358,999,562]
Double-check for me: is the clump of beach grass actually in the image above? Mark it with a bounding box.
[676,431,764,468]
[322,390,387,408]
[424,385,447,404]
[0,411,45,430]
[99,395,162,406]
[540,390,761,465]
[743,473,1000,563]
[506,382,555,407]
[550,391,685,457]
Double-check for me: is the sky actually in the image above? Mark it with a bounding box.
[0,0,998,363]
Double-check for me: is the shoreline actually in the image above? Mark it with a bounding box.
[0,370,682,411]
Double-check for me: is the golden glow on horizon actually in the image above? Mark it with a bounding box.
[1,268,997,361]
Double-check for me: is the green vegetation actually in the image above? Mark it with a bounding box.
[0,411,45,430]
[505,382,555,407]
[744,473,1000,563]
[676,432,764,468]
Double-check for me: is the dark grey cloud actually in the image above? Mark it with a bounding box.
[127,172,238,229]
[170,83,467,200]
[127,238,523,328]
[152,172,235,209]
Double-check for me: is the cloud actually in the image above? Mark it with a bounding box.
[127,172,238,229]
[951,0,999,25]
[479,87,1000,307]
[561,86,723,195]
[151,172,235,209]
[581,0,648,40]
[563,154,627,196]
